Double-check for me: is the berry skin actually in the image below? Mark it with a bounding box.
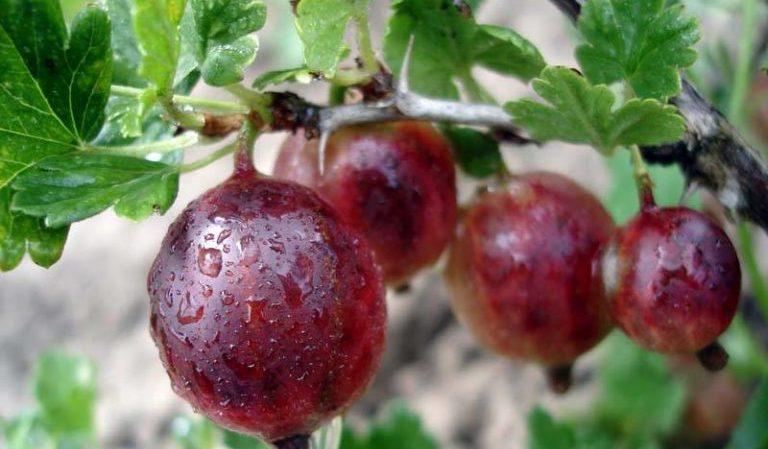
[445,173,614,383]
[147,160,386,443]
[273,121,457,286]
[604,206,741,358]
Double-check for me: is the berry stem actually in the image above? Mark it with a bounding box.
[696,340,730,372]
[233,123,260,177]
[273,434,311,449]
[629,145,655,209]
[110,85,248,114]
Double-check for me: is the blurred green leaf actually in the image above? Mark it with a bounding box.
[341,404,437,449]
[506,67,685,154]
[34,353,97,435]
[222,429,269,449]
[575,0,700,100]
[107,0,147,88]
[594,333,686,436]
[3,413,57,449]
[172,417,217,449]
[527,408,575,449]
[727,379,768,449]
[441,126,505,178]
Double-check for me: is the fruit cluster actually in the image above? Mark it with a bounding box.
[147,122,741,448]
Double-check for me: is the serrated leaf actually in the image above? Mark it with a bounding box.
[727,379,768,449]
[134,0,188,95]
[252,66,314,90]
[505,67,685,154]
[442,126,505,178]
[527,408,575,449]
[190,0,267,86]
[295,0,366,76]
[34,352,96,434]
[11,154,179,227]
[575,0,700,99]
[472,25,545,82]
[384,0,545,100]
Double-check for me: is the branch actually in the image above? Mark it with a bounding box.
[547,0,768,233]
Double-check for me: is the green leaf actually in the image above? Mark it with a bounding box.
[107,0,147,87]
[251,66,314,90]
[172,417,217,449]
[222,429,270,449]
[3,413,57,449]
[594,333,686,435]
[11,154,180,227]
[575,0,700,99]
[505,67,685,154]
[441,126,505,178]
[134,0,188,95]
[295,0,367,76]
[340,404,437,449]
[472,25,545,82]
[727,379,768,449]
[527,408,575,449]
[0,2,113,142]
[189,0,267,86]
[34,352,97,434]
[383,0,545,100]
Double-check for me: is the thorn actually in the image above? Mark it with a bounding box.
[680,181,699,205]
[398,35,416,94]
[318,131,330,176]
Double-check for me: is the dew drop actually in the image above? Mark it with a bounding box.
[198,248,223,278]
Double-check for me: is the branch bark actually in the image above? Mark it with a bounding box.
[548,0,768,232]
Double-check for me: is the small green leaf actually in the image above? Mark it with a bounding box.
[222,429,270,449]
[341,404,437,449]
[34,352,97,434]
[3,413,57,449]
[189,0,267,86]
[107,0,147,87]
[527,408,575,449]
[472,25,545,82]
[727,379,768,449]
[442,126,505,178]
[384,0,545,100]
[12,154,180,227]
[172,417,217,449]
[252,66,314,90]
[505,67,685,154]
[134,0,188,95]
[295,0,366,76]
[575,0,700,99]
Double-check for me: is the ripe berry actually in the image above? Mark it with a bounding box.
[604,205,741,370]
[445,172,615,392]
[273,121,457,286]
[147,154,386,446]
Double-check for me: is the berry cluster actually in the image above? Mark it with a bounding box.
[147,123,741,448]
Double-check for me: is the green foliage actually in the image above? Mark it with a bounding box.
[295,0,369,76]
[527,408,576,449]
[383,0,544,99]
[441,126,505,178]
[727,379,768,449]
[252,66,314,91]
[575,0,700,100]
[506,67,685,154]
[133,0,187,96]
[188,0,267,86]
[341,405,437,449]
[12,154,180,227]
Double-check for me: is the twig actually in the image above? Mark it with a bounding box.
[547,0,768,233]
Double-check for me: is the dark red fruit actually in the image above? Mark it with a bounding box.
[604,205,741,360]
[273,121,457,286]
[147,157,386,443]
[445,172,615,387]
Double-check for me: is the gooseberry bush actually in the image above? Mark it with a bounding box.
[3,0,768,448]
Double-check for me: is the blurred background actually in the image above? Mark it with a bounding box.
[3,0,768,448]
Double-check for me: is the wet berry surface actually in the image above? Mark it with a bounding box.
[147,167,386,442]
[606,206,741,353]
[274,121,457,286]
[445,172,614,365]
